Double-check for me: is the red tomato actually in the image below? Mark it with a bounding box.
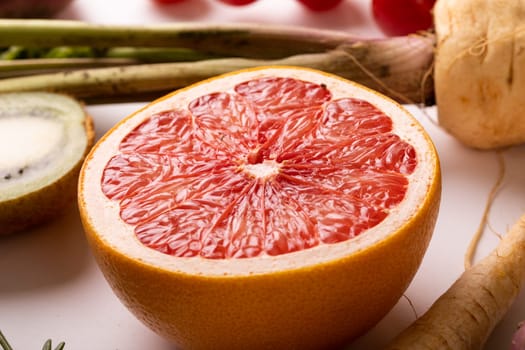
[296,0,343,11]
[372,0,436,36]
[216,0,258,5]
[153,0,187,4]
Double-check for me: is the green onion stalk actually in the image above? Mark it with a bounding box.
[0,19,436,105]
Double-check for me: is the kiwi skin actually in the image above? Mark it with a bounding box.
[0,115,95,235]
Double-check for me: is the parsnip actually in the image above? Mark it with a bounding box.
[387,2,525,347]
[434,0,525,149]
[384,214,525,349]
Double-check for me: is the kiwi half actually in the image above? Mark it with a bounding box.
[0,92,94,234]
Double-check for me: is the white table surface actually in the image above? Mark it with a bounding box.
[1,0,525,349]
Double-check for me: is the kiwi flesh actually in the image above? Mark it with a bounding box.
[0,92,94,234]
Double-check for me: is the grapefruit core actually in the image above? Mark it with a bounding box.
[79,66,441,349]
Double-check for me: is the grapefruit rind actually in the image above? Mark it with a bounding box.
[79,66,440,349]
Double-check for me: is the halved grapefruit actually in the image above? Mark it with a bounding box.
[78,66,441,350]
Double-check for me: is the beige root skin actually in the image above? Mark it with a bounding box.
[384,214,525,350]
[434,0,525,149]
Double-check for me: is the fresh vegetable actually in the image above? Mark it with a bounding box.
[434,0,525,149]
[152,0,342,10]
[383,0,525,347]
[0,2,523,348]
[0,46,220,79]
[0,19,435,105]
[372,0,436,36]
[384,214,525,349]
[0,19,423,59]
[296,0,343,12]
[78,65,441,350]
[0,92,94,234]
[216,0,258,5]
[0,0,73,18]
[380,0,525,344]
[152,0,187,4]
[379,1,525,345]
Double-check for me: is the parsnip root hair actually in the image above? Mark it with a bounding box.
[384,214,525,350]
[464,150,506,270]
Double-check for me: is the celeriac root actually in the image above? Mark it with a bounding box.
[384,214,525,350]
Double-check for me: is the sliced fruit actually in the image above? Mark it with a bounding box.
[216,0,258,5]
[79,66,441,350]
[0,92,94,234]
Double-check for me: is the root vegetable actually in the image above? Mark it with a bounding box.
[384,0,525,346]
[434,0,525,149]
[384,214,525,349]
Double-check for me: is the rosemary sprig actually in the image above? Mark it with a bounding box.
[0,330,65,350]
[0,331,13,350]
[41,339,65,350]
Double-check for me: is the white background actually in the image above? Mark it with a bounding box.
[1,0,525,349]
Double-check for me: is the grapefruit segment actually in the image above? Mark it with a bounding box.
[189,92,259,156]
[79,66,441,350]
[234,76,332,108]
[120,110,194,155]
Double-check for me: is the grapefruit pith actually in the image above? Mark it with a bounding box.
[79,66,441,350]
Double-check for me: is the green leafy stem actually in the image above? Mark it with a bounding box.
[0,330,64,350]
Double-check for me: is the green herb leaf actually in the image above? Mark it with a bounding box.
[0,330,14,350]
[42,339,51,350]
[53,342,65,350]
[0,330,65,350]
[41,338,65,350]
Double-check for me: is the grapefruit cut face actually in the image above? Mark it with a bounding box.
[80,66,438,276]
[79,67,440,349]
[101,76,415,260]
